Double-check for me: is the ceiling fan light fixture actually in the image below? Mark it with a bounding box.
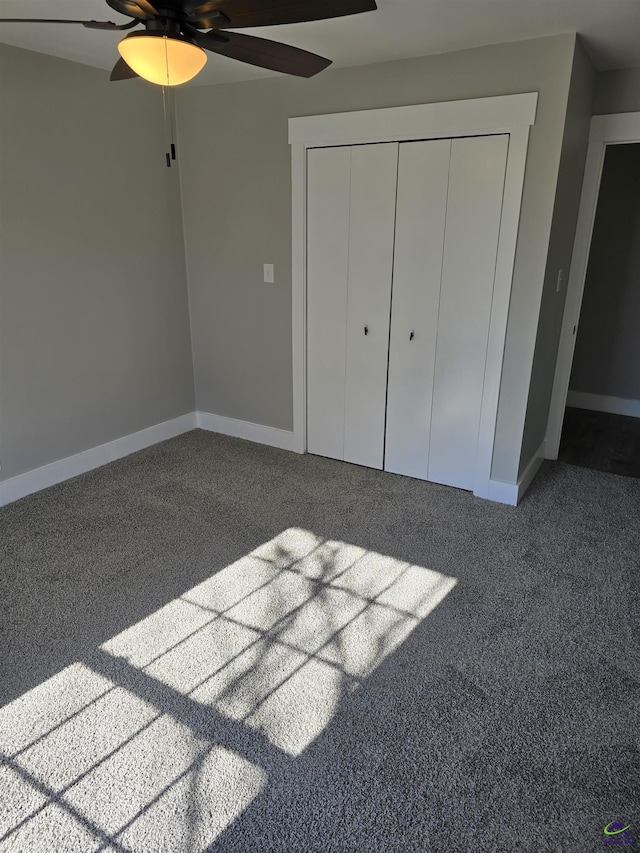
[118,31,206,86]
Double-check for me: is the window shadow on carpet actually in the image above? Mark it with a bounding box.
[0,528,457,852]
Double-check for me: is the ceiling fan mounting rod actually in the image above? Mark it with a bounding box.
[152,7,183,21]
[152,5,230,26]
[145,17,182,35]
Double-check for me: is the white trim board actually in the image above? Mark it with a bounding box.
[195,410,543,505]
[0,411,299,507]
[289,93,538,504]
[546,111,640,459]
[0,407,540,509]
[486,440,546,506]
[0,413,197,507]
[288,94,538,147]
[196,411,299,452]
[566,391,640,419]
[516,440,546,503]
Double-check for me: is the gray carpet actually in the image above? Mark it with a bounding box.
[1,429,638,852]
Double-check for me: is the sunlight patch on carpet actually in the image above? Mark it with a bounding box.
[0,528,456,852]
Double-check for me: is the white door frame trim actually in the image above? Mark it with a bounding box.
[289,92,538,501]
[546,111,640,459]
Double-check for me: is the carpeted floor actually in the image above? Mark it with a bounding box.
[0,429,638,853]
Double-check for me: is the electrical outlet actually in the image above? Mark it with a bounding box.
[556,268,564,293]
[263,264,274,284]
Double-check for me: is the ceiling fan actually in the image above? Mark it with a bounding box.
[0,0,378,86]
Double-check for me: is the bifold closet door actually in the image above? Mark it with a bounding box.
[308,134,508,490]
[307,146,351,460]
[385,139,451,478]
[307,142,398,467]
[343,143,398,468]
[427,134,509,491]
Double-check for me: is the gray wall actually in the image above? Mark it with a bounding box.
[593,67,640,115]
[519,38,596,472]
[569,142,640,401]
[0,44,195,481]
[178,34,577,484]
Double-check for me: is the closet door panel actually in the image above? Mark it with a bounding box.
[343,143,399,469]
[385,139,451,478]
[428,134,509,490]
[306,146,351,460]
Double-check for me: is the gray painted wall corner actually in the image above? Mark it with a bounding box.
[517,36,596,476]
[0,44,195,481]
[489,35,577,483]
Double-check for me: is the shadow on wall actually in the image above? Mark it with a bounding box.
[0,528,456,852]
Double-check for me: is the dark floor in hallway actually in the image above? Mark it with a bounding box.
[559,406,640,478]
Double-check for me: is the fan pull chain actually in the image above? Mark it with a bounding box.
[161,85,171,167]
[161,86,178,167]
[169,85,177,162]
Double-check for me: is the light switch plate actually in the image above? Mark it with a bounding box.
[263,263,274,283]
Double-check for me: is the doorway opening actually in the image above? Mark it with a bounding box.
[558,141,640,478]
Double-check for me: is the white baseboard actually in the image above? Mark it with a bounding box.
[196,411,299,453]
[516,440,546,502]
[484,479,518,506]
[0,413,197,507]
[1,408,546,509]
[483,440,546,506]
[567,391,640,419]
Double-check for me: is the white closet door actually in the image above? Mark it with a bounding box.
[343,142,399,469]
[385,139,451,478]
[306,146,351,460]
[428,134,509,491]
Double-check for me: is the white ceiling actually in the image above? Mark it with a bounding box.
[1,0,639,87]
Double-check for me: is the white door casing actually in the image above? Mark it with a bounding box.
[545,111,640,459]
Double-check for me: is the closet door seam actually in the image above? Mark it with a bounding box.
[341,146,353,461]
[474,133,510,469]
[426,138,453,479]
[381,145,402,469]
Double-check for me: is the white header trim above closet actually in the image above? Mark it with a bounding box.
[289,92,538,504]
[288,93,538,147]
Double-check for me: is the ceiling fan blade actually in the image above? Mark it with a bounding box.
[110,57,139,80]
[0,17,119,26]
[84,19,141,30]
[186,0,376,29]
[106,0,157,19]
[134,0,159,13]
[191,29,331,77]
[185,11,230,30]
